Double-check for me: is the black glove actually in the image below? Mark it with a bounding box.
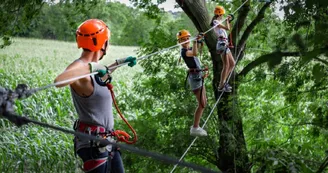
[196,33,205,43]
[228,14,234,22]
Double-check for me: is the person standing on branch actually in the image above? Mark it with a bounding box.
[177,29,208,137]
[54,19,136,173]
[211,6,235,92]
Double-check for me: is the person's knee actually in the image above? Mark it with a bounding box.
[199,100,207,108]
[231,59,236,67]
[228,54,235,67]
[202,100,207,108]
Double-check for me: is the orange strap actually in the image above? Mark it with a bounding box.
[106,83,137,144]
[229,33,234,48]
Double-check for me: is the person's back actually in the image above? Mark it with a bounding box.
[70,74,114,151]
[54,19,137,173]
[180,47,201,69]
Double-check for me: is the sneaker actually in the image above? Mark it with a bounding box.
[225,83,232,89]
[218,84,232,92]
[190,126,208,137]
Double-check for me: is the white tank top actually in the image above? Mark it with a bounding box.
[213,19,228,39]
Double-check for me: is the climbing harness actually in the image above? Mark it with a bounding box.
[170,0,250,172]
[186,67,209,108]
[0,1,248,173]
[182,58,209,107]
[0,85,218,172]
[217,36,229,54]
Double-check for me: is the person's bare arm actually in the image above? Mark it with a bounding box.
[186,40,198,57]
[226,15,232,31]
[218,23,230,31]
[54,61,90,88]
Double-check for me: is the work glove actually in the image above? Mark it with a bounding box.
[116,56,137,67]
[89,62,108,77]
[196,33,205,43]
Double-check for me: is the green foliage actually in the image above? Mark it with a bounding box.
[127,1,328,172]
[0,0,43,48]
[0,37,138,172]
[1,0,328,172]
[1,0,157,46]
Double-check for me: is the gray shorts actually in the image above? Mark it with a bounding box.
[188,72,203,91]
[216,40,231,54]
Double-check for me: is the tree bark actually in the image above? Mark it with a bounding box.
[231,0,251,51]
[177,0,249,172]
[238,51,300,78]
[236,2,272,61]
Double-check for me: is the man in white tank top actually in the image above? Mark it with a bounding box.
[54,19,136,173]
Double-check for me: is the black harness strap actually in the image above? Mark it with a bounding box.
[185,68,209,108]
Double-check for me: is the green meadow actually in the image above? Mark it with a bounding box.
[0,37,140,172]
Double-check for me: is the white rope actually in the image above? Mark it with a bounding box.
[30,11,230,94]
[106,0,251,71]
[31,72,98,93]
[169,0,249,172]
[107,18,230,71]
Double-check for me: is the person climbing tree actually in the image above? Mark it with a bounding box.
[54,19,137,173]
[177,29,208,137]
[211,5,235,92]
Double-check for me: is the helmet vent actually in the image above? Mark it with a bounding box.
[92,38,97,46]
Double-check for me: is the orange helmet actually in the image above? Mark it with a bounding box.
[76,19,110,52]
[176,29,191,40]
[214,6,225,15]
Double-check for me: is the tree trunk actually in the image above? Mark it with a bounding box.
[176,0,249,172]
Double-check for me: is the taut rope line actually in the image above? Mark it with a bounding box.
[169,0,249,172]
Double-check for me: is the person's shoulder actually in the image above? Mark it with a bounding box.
[66,59,86,71]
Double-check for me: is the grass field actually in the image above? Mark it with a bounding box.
[0,37,141,173]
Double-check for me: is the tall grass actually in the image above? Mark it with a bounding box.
[0,37,140,172]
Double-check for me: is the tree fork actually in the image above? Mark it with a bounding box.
[177,0,250,172]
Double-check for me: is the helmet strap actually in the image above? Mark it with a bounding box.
[99,41,108,60]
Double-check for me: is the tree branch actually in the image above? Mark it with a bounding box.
[317,155,328,173]
[231,0,251,46]
[284,87,328,95]
[236,2,272,60]
[238,51,300,77]
[314,57,328,66]
[176,0,217,51]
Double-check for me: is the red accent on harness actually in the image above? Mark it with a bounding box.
[83,158,107,172]
[106,83,138,144]
[218,36,227,41]
[188,66,209,79]
[228,33,234,48]
[77,121,106,134]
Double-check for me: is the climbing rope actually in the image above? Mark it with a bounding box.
[1,10,233,101]
[106,83,138,144]
[0,89,219,172]
[170,0,249,172]
[1,1,249,172]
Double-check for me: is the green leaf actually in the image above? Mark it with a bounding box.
[312,64,325,82]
